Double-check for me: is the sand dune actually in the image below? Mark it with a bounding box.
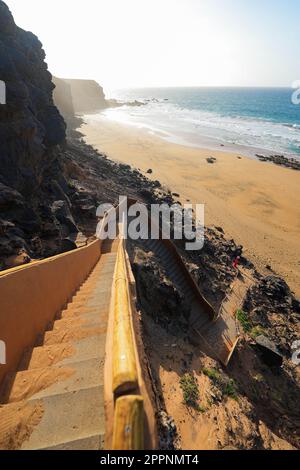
[81,115,300,297]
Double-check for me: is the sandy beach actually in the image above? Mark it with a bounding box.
[81,115,300,297]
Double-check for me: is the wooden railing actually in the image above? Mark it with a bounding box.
[112,395,144,450]
[108,224,147,450]
[112,238,139,396]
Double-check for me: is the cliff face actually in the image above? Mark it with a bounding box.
[52,77,144,122]
[0,1,149,271]
[52,76,75,122]
[0,1,78,268]
[0,1,66,192]
[62,79,107,114]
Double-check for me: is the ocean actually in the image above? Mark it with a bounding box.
[104,87,300,159]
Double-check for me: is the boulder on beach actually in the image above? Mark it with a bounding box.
[207,157,217,164]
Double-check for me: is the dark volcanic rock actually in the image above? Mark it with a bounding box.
[182,227,244,309]
[0,1,68,267]
[0,183,25,211]
[253,335,283,368]
[0,1,66,191]
[51,200,78,235]
[243,275,300,356]
[130,248,189,331]
[256,153,300,170]
[260,276,290,300]
[206,157,217,164]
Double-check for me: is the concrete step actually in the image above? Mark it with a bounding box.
[4,357,105,404]
[192,314,212,330]
[19,335,107,371]
[71,281,114,300]
[42,324,105,346]
[42,433,105,450]
[71,287,113,304]
[101,239,120,254]
[33,357,105,400]
[51,311,104,331]
[21,385,105,450]
[61,305,108,318]
[62,293,112,311]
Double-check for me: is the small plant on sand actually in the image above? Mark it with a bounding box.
[250,325,265,339]
[202,367,220,382]
[222,378,238,400]
[253,373,264,383]
[197,404,207,413]
[236,309,252,332]
[203,367,238,401]
[180,373,203,412]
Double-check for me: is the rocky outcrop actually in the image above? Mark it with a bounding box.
[52,77,146,120]
[0,1,66,191]
[243,275,300,356]
[0,1,164,270]
[52,76,75,121]
[0,1,72,268]
[61,78,107,114]
[256,154,300,170]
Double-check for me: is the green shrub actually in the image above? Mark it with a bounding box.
[236,309,252,332]
[202,367,220,382]
[222,379,238,400]
[253,373,264,383]
[180,373,202,411]
[203,367,238,401]
[250,325,265,338]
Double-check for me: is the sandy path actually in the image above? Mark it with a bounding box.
[81,116,300,297]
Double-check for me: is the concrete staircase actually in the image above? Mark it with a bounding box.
[0,238,119,450]
[141,237,212,328]
[131,235,239,366]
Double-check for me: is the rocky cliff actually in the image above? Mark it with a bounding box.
[62,78,107,114]
[52,77,145,124]
[0,1,158,270]
[0,1,76,268]
[52,76,75,121]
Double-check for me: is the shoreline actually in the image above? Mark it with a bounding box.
[96,98,300,162]
[80,114,300,297]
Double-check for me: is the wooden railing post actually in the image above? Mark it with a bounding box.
[112,395,144,450]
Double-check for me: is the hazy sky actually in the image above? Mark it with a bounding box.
[5,0,300,93]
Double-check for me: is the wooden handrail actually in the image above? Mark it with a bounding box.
[112,237,139,396]
[112,395,144,450]
[109,220,146,449]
